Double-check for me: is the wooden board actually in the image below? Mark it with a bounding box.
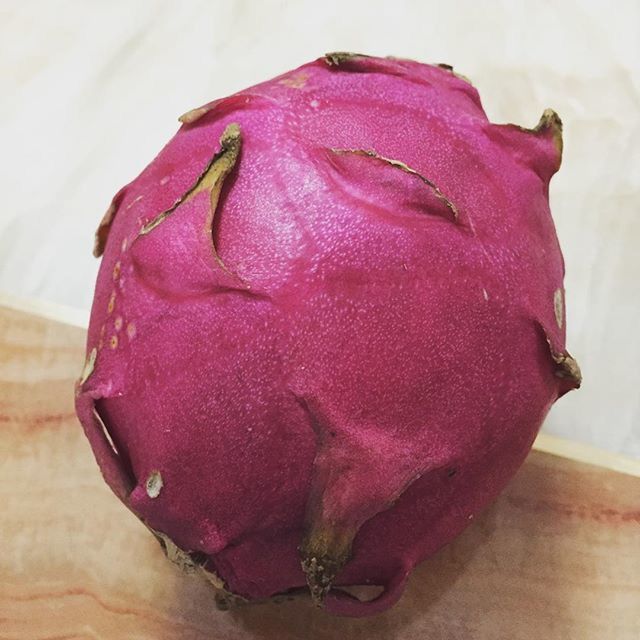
[1,304,638,640]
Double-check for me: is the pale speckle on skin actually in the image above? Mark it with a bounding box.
[121,237,128,252]
[126,322,137,339]
[107,291,116,314]
[482,288,489,301]
[125,194,144,211]
[109,335,118,350]
[278,72,309,89]
[310,99,320,108]
[160,176,171,185]
[554,288,564,329]
[146,470,163,498]
[300,172,324,197]
[114,316,123,331]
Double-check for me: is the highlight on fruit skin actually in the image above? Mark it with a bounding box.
[75,52,581,618]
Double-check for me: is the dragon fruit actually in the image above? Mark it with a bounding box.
[75,52,580,617]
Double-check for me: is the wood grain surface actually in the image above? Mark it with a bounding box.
[1,304,639,640]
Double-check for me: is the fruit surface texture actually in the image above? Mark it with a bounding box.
[76,53,581,617]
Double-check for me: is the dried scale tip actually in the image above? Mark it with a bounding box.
[93,201,118,258]
[301,556,338,606]
[324,51,368,66]
[330,147,459,223]
[299,525,355,607]
[506,107,563,169]
[553,351,583,386]
[536,108,563,134]
[179,105,212,124]
[76,53,580,618]
[151,530,199,573]
[137,122,241,237]
[542,332,582,388]
[78,347,97,386]
[148,527,240,604]
[435,62,474,85]
[535,108,563,159]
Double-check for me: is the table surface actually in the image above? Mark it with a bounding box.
[1,304,639,640]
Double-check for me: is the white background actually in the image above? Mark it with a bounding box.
[1,0,638,457]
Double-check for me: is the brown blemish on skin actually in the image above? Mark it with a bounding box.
[278,72,310,88]
[78,348,97,386]
[109,335,118,350]
[112,261,121,281]
[107,291,116,314]
[554,288,564,329]
[330,148,459,223]
[145,470,163,498]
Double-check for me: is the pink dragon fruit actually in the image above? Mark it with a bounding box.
[75,52,580,617]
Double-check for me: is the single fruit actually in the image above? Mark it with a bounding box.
[75,52,581,617]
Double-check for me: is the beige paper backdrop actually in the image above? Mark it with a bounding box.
[1,0,638,457]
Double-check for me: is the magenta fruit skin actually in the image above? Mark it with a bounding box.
[75,53,580,617]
